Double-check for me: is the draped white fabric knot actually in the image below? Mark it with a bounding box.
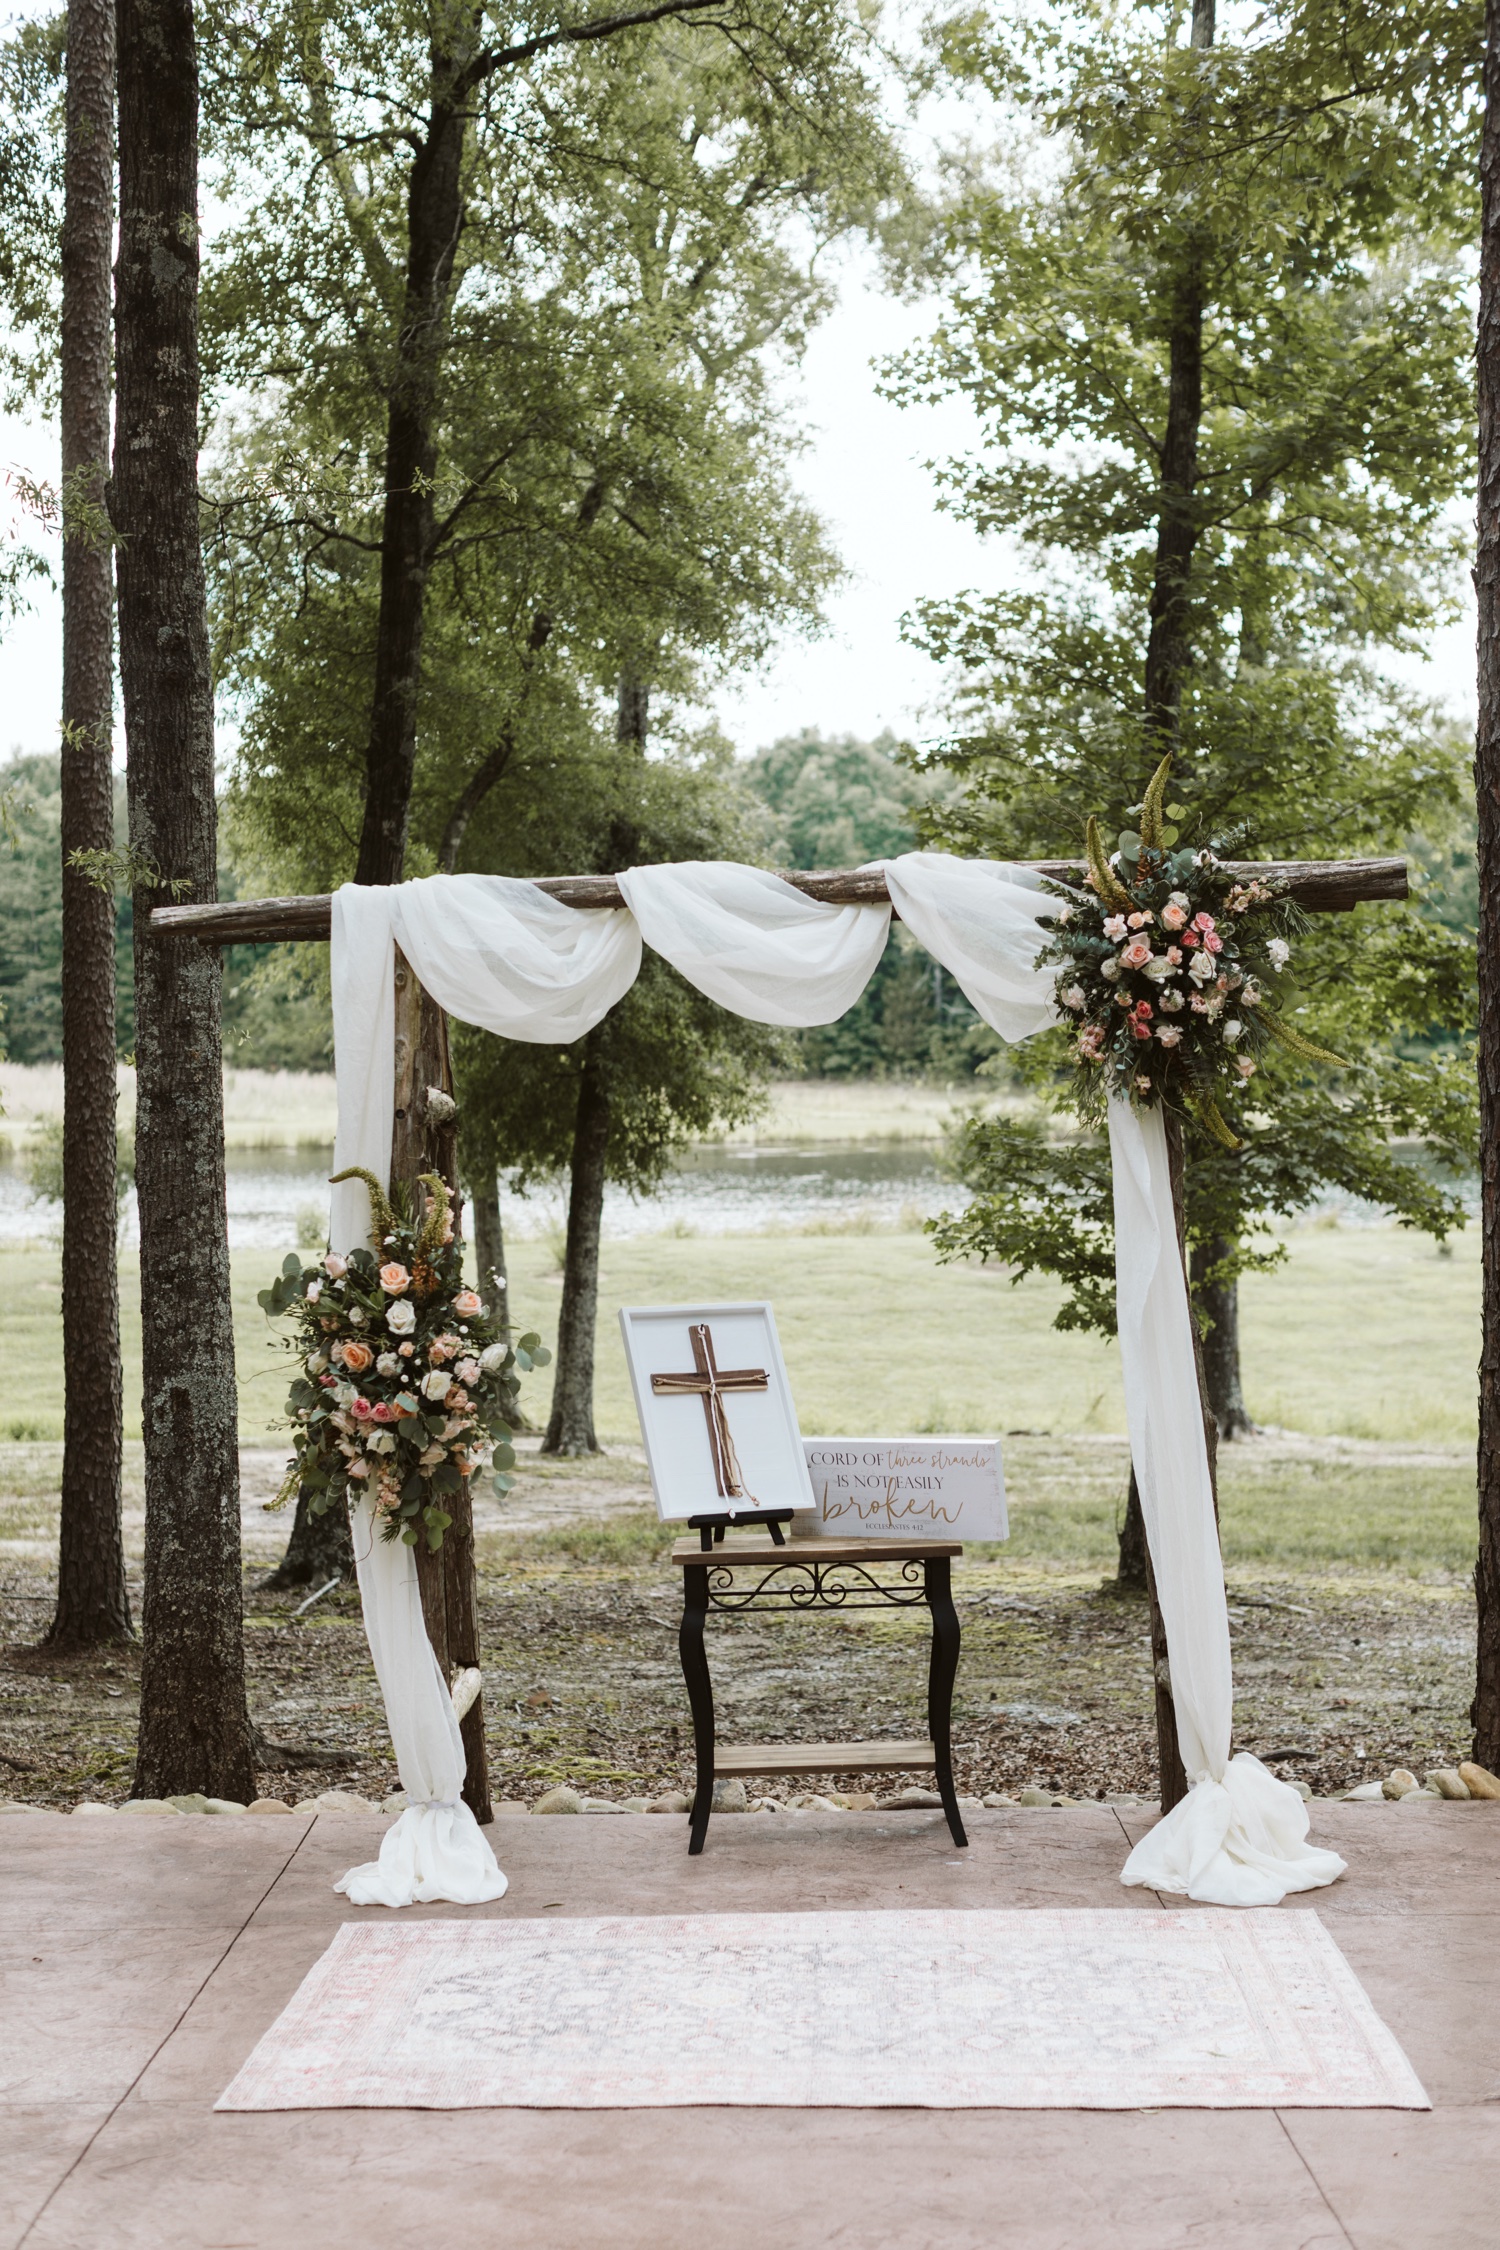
[327,857,1344,1910]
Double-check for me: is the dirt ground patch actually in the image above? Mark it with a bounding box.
[0,1435,1478,1808]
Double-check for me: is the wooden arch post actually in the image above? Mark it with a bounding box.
[154,851,1408,1817]
[387,947,492,1822]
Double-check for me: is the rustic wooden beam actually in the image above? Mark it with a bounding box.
[148,855,1410,944]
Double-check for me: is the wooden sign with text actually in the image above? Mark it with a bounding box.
[802,1439,1007,1541]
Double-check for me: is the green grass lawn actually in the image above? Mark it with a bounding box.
[0,1211,1477,1452]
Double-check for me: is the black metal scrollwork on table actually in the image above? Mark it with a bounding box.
[706,1558,928,1613]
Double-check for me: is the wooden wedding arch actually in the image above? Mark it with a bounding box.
[153,852,1407,1819]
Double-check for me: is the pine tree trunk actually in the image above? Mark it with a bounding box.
[353,45,470,886]
[469,1168,509,1336]
[543,1035,609,1456]
[1115,1468,1148,1590]
[1474,0,1500,1772]
[114,0,253,1802]
[48,0,128,1651]
[258,1486,354,1591]
[1189,1237,1254,1439]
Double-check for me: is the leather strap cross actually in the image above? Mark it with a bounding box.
[651,1323,768,1503]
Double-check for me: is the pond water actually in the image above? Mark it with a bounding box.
[0,1133,1474,1251]
[0,1139,964,1250]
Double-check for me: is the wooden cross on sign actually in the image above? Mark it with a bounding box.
[651,1323,768,1503]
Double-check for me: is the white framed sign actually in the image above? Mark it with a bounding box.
[620,1302,816,1524]
[801,1439,1007,1541]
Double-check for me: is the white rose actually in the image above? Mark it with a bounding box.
[386,1298,416,1335]
[376,1352,400,1377]
[1142,955,1176,983]
[479,1341,509,1374]
[1188,950,1216,985]
[1159,988,1184,1012]
[1223,1019,1242,1044]
[367,1430,397,1455]
[1266,937,1290,969]
[305,1352,328,1376]
[1060,984,1086,1010]
[421,1368,453,1401]
[1100,957,1122,982]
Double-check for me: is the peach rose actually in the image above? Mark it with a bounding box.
[1119,939,1153,970]
[379,1262,411,1295]
[452,1290,482,1317]
[341,1340,374,1375]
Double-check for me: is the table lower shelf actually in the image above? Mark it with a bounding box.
[712,1739,936,1778]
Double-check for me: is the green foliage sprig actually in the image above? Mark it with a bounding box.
[258,1172,550,1550]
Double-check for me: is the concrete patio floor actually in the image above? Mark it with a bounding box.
[2,1800,1496,2250]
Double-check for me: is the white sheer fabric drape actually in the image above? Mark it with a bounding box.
[327,855,1344,1910]
[329,877,636,1908]
[876,854,1343,1907]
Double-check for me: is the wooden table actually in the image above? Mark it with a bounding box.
[671,1535,966,1855]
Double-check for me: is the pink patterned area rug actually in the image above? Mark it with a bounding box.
[217,1908,1428,2112]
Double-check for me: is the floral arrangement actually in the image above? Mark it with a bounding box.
[1042,755,1343,1148]
[259,1167,549,1550]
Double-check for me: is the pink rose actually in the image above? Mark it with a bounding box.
[399,1341,414,1357]
[1078,1026,1105,1061]
[347,1459,370,1480]
[350,1396,374,1421]
[1203,931,1223,954]
[456,1356,481,1385]
[1120,940,1153,969]
[379,1262,411,1295]
[319,1372,337,1389]
[1192,912,1216,933]
[1236,1056,1256,1078]
[1130,1018,1152,1041]
[452,1290,482,1317]
[323,1253,347,1278]
[1155,1024,1183,1047]
[1160,902,1187,931]
[1164,946,1182,965]
[1180,928,1199,948]
[428,1339,451,1363]
[1132,998,1153,1019]
[370,1401,398,1424]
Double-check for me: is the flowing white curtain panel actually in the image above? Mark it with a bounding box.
[327,858,1344,1910]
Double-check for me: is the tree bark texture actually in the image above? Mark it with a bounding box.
[49,0,128,1650]
[616,669,649,751]
[543,1032,609,1456]
[353,35,472,886]
[114,0,253,1800]
[469,1168,509,1336]
[1142,0,1214,738]
[1115,1467,1149,1591]
[1474,0,1500,1772]
[1188,1237,1254,1439]
[258,1484,354,1591]
[389,951,491,1821]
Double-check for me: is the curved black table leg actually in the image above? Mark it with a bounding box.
[926,1557,967,1847]
[679,1561,716,1854]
